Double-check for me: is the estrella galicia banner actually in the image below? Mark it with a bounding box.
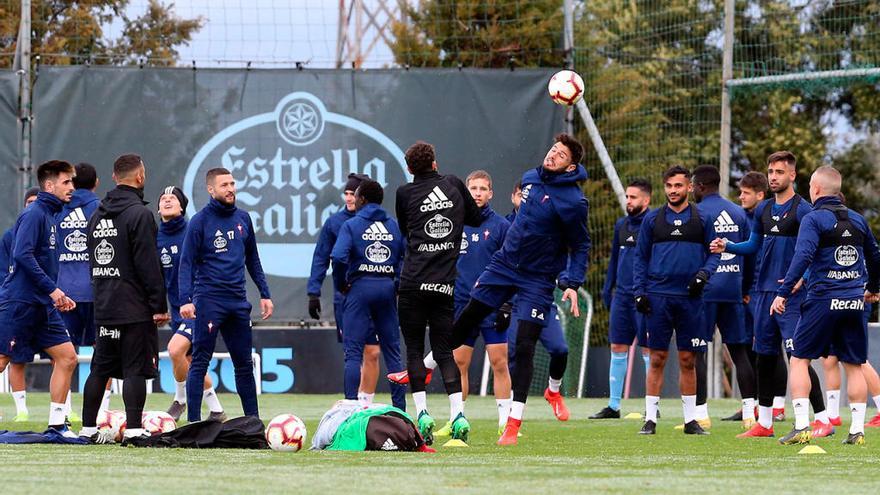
[28,67,561,321]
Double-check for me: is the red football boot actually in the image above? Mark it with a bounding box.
[772,408,786,421]
[810,420,835,438]
[386,369,432,385]
[498,418,522,446]
[544,388,570,421]
[829,416,843,427]
[736,422,774,438]
[865,412,880,428]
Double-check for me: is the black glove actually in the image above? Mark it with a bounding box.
[496,303,513,331]
[308,295,321,319]
[635,294,651,314]
[687,270,709,298]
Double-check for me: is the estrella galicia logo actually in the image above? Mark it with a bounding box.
[184,92,410,278]
[834,245,858,267]
[365,241,391,263]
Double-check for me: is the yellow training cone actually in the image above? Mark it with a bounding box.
[442,439,469,448]
[624,412,644,420]
[798,445,827,455]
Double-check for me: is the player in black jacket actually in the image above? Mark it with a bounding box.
[395,141,481,444]
[79,154,168,445]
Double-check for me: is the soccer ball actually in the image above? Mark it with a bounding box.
[141,411,177,435]
[265,414,307,452]
[96,409,127,443]
[547,70,585,106]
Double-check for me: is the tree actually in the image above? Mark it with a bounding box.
[393,0,880,345]
[0,0,203,67]
[390,0,565,68]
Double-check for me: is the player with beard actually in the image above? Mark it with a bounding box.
[591,179,652,419]
[713,151,832,438]
[158,186,226,422]
[80,154,168,444]
[395,142,482,444]
[179,167,274,423]
[450,134,590,445]
[634,166,720,436]
[0,161,78,436]
[771,166,880,445]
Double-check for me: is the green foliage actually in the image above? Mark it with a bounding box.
[390,0,565,68]
[390,0,880,345]
[0,0,203,67]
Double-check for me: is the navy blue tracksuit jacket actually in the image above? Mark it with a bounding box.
[179,197,271,422]
[330,202,405,409]
[56,189,100,302]
[307,207,356,324]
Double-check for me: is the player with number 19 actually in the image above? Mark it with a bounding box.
[633,166,720,436]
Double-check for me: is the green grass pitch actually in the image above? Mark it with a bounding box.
[1,393,879,494]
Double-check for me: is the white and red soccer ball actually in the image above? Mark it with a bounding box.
[141,411,177,435]
[265,413,307,452]
[96,409,127,443]
[548,70,585,106]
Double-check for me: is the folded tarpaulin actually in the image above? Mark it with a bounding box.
[0,429,89,445]
[140,416,268,449]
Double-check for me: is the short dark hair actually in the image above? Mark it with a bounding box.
[36,160,75,187]
[405,141,436,175]
[113,154,143,179]
[627,178,652,195]
[555,133,584,165]
[206,167,232,184]
[24,187,40,205]
[738,171,768,194]
[512,180,522,194]
[356,179,384,205]
[692,165,721,189]
[73,162,98,190]
[767,150,796,169]
[662,165,691,182]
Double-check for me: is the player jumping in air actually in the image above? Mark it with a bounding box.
[634,166,720,436]
[451,134,590,446]
[771,166,880,445]
[158,186,226,422]
[179,167,274,423]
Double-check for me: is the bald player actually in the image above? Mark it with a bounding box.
[771,166,880,445]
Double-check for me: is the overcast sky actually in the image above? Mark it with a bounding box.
[113,0,395,68]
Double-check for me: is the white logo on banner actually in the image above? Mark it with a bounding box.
[184,92,410,278]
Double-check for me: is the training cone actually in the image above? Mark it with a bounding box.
[442,439,469,448]
[798,445,827,455]
[624,412,643,420]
